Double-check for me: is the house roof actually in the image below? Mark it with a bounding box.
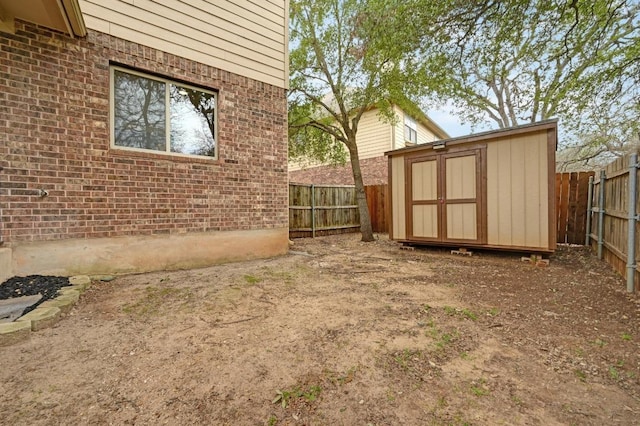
[0,0,86,37]
[390,96,450,140]
[318,91,450,140]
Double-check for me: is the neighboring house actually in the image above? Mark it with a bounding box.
[289,103,449,185]
[0,0,289,281]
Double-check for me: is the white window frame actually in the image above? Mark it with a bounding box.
[109,65,218,160]
[404,115,417,145]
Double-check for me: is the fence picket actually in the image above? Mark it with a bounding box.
[291,173,593,246]
[587,153,640,292]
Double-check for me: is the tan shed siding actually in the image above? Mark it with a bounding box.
[446,156,475,199]
[447,204,477,240]
[487,132,549,248]
[391,156,406,239]
[411,160,437,201]
[356,109,393,159]
[80,0,288,88]
[413,205,438,238]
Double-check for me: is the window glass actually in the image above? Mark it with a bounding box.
[170,84,216,157]
[404,116,417,144]
[111,67,217,158]
[113,70,166,151]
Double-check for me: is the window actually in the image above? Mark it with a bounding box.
[110,66,217,158]
[404,115,417,145]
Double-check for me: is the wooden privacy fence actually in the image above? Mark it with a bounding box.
[364,184,389,233]
[291,176,593,243]
[587,153,640,292]
[556,172,595,244]
[289,183,360,238]
[289,183,389,238]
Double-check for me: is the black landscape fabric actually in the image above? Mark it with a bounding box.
[0,275,71,316]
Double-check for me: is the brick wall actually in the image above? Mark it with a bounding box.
[289,156,388,186]
[0,21,288,245]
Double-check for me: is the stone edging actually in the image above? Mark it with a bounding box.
[0,276,92,347]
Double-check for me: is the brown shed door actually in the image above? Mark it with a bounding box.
[407,148,485,244]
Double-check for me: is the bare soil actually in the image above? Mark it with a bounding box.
[1,234,639,425]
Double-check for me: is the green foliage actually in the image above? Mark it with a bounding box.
[574,369,587,382]
[422,0,638,121]
[122,286,192,317]
[593,338,607,348]
[266,415,278,426]
[608,365,620,380]
[412,0,640,162]
[470,386,488,397]
[243,274,262,285]
[288,0,434,162]
[443,305,478,321]
[436,332,455,350]
[394,348,418,370]
[487,308,500,317]
[470,378,489,396]
[443,306,456,316]
[272,385,322,408]
[289,0,436,241]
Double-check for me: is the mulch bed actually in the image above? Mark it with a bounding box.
[0,275,70,315]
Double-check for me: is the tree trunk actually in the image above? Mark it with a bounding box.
[347,138,375,242]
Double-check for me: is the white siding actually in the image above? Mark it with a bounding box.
[392,106,405,150]
[80,0,288,88]
[288,157,321,172]
[289,106,440,170]
[393,107,441,149]
[356,109,393,159]
[416,120,439,144]
[288,108,391,171]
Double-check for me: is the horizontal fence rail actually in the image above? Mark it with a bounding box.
[289,183,389,238]
[289,183,360,238]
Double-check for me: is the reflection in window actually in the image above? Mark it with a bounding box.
[170,85,216,156]
[111,67,217,158]
[113,70,166,151]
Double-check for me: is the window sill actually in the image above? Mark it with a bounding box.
[109,146,222,165]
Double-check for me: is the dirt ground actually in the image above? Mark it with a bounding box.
[1,234,639,425]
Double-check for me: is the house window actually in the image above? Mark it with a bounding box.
[110,66,217,158]
[404,115,417,145]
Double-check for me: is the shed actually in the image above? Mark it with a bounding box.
[385,120,557,253]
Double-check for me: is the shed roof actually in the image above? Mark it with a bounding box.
[385,119,558,157]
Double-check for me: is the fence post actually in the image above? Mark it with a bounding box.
[627,154,638,293]
[597,169,606,260]
[585,175,594,246]
[311,184,316,238]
